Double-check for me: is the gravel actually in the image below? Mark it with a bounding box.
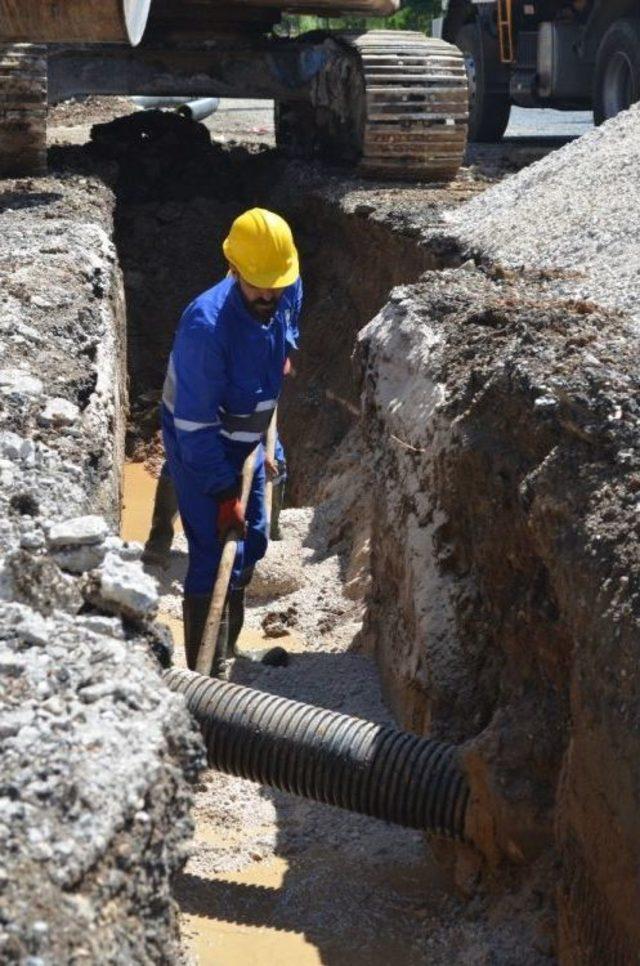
[445,103,640,321]
[0,173,200,963]
[0,603,200,964]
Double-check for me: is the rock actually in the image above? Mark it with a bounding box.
[52,543,107,575]
[16,613,50,647]
[0,431,24,460]
[19,526,46,551]
[0,708,36,739]
[40,398,80,427]
[5,551,83,616]
[91,553,158,620]
[261,615,288,638]
[76,615,124,639]
[102,535,143,561]
[250,541,306,601]
[0,369,43,395]
[48,515,109,549]
[79,682,115,704]
[20,439,36,466]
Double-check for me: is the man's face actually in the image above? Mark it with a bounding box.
[233,271,285,321]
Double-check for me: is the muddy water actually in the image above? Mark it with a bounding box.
[121,461,458,965]
[182,857,322,965]
[121,461,182,543]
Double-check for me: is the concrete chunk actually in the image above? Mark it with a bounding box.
[48,516,109,549]
[94,552,158,620]
[52,543,107,575]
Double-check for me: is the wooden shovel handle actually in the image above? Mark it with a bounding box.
[195,450,256,675]
[264,407,278,528]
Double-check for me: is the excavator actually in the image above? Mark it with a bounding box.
[435,0,640,140]
[0,0,468,180]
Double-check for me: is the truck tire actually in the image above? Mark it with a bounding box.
[455,22,510,142]
[593,18,640,125]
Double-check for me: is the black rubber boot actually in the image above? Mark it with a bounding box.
[228,586,245,658]
[270,479,285,542]
[228,581,288,668]
[182,594,230,678]
[142,472,179,566]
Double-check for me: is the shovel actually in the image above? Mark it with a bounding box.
[195,448,257,676]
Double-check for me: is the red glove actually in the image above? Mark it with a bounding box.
[217,498,245,540]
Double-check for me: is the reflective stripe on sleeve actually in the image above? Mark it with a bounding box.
[174,417,221,432]
[162,354,177,412]
[219,429,263,443]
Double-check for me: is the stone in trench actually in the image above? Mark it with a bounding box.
[48,515,109,549]
[261,607,298,638]
[52,543,107,575]
[102,535,143,561]
[91,552,158,620]
[16,611,50,647]
[250,541,306,602]
[0,369,43,395]
[0,431,24,460]
[76,614,125,639]
[40,398,80,427]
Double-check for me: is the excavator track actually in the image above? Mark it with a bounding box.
[0,44,47,177]
[351,31,468,181]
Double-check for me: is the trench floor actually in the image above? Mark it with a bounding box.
[121,462,474,965]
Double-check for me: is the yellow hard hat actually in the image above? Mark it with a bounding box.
[223,208,299,289]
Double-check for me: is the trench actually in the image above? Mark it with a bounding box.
[106,111,476,962]
[4,96,632,962]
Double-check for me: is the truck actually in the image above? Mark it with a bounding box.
[0,0,468,181]
[434,0,640,140]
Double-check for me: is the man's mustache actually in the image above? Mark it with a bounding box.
[253,299,277,309]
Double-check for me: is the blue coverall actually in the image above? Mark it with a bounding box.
[162,275,302,595]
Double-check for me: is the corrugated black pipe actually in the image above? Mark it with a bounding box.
[164,668,469,839]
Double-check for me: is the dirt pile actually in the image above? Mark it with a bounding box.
[0,174,201,962]
[445,104,640,321]
[357,264,640,961]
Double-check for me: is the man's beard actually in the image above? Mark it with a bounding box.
[247,297,278,321]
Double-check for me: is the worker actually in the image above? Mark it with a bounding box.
[160,208,302,676]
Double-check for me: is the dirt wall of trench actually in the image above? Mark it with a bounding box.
[0,171,201,963]
[276,196,441,505]
[356,266,640,962]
